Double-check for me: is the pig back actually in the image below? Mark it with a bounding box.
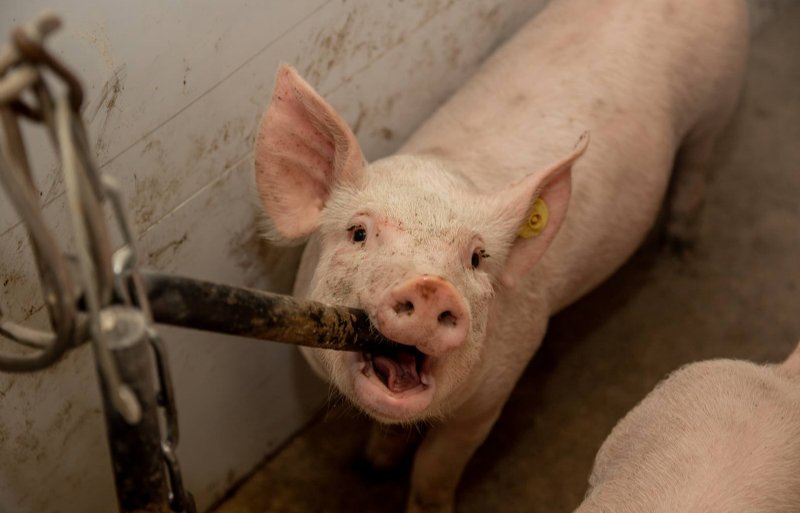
[581,360,800,513]
[402,0,748,311]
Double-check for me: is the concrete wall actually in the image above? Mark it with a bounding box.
[0,1,552,512]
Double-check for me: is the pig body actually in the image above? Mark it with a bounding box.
[254,0,749,511]
[576,344,800,513]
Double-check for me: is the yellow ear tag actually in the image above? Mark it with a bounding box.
[518,198,549,238]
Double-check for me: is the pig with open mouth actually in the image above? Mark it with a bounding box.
[252,0,749,510]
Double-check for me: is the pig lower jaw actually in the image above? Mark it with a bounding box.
[348,353,436,422]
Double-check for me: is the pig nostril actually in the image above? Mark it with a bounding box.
[394,301,414,315]
[437,310,457,327]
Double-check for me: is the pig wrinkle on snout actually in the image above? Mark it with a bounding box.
[575,341,800,513]
[253,0,749,510]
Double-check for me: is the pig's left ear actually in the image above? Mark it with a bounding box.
[254,64,365,243]
[494,132,589,288]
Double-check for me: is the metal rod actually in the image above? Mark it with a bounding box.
[141,272,400,353]
[96,306,171,513]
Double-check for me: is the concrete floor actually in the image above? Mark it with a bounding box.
[213,5,800,513]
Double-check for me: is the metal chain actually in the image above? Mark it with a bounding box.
[106,177,197,513]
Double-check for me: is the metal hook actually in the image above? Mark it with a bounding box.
[0,11,113,373]
[0,108,75,371]
[56,95,140,423]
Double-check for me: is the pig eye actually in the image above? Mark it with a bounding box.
[471,251,481,269]
[470,248,489,270]
[349,226,367,243]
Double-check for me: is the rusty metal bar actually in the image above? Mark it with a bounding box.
[96,306,171,513]
[141,272,399,352]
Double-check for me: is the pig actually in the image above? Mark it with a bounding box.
[252,0,748,511]
[575,342,800,513]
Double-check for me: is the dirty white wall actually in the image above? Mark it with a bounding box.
[0,1,555,512]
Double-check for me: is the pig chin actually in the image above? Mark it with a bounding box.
[346,349,438,422]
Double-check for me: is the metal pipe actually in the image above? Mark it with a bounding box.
[141,272,400,353]
[96,306,171,513]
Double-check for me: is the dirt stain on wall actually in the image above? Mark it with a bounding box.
[132,137,181,227]
[1,268,24,292]
[228,215,303,293]
[147,232,189,266]
[303,12,357,87]
[86,65,127,160]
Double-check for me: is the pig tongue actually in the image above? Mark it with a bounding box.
[373,350,421,393]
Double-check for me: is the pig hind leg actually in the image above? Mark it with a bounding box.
[665,128,724,255]
[666,71,745,255]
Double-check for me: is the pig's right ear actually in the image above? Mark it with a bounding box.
[254,64,365,243]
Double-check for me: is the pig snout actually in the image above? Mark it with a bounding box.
[376,275,469,357]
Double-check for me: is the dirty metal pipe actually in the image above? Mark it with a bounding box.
[96,306,171,513]
[140,272,400,353]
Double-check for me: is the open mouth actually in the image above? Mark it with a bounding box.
[362,345,430,394]
[351,343,437,421]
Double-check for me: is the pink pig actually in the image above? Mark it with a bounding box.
[253,0,748,511]
[576,342,800,513]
